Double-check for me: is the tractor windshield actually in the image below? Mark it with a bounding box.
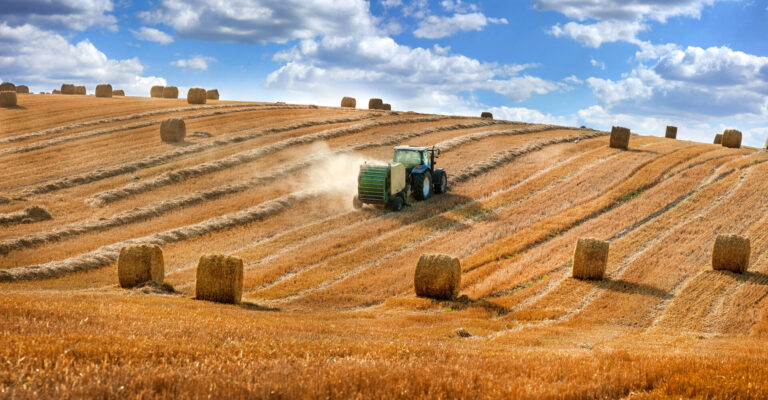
[393,149,424,169]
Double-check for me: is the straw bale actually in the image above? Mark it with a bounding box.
[665,125,677,139]
[61,84,75,95]
[712,234,750,273]
[341,96,356,108]
[414,253,461,300]
[368,98,383,110]
[572,238,608,280]
[187,87,207,104]
[160,118,186,142]
[721,129,742,149]
[162,86,179,98]
[15,85,29,94]
[53,89,61,94]
[714,134,723,144]
[206,89,219,100]
[117,244,164,288]
[609,126,630,149]
[0,92,17,107]
[0,82,15,91]
[151,85,164,98]
[95,84,112,98]
[195,254,243,304]
[481,112,493,119]
[75,86,86,95]
[112,89,125,96]
[382,103,392,111]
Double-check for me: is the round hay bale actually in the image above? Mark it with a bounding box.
[26,206,52,221]
[382,103,392,111]
[74,86,86,95]
[714,133,723,144]
[195,254,243,304]
[481,112,493,119]
[414,253,461,300]
[15,85,29,94]
[95,84,112,98]
[162,86,179,99]
[52,89,61,94]
[118,244,165,288]
[0,91,17,107]
[721,129,742,149]
[206,89,219,100]
[572,238,608,280]
[0,82,15,92]
[150,85,164,98]
[160,118,186,142]
[368,98,383,110]
[765,137,768,150]
[112,89,125,96]
[61,84,75,95]
[712,234,750,273]
[609,126,630,149]
[665,125,677,139]
[187,87,207,104]
[341,96,356,108]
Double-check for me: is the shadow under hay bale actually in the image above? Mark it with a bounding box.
[206,89,219,100]
[195,254,243,304]
[150,85,164,98]
[0,92,17,107]
[414,254,461,300]
[0,82,15,91]
[187,88,207,104]
[95,84,112,98]
[609,126,630,150]
[112,89,125,96]
[341,96,356,108]
[118,244,164,288]
[61,84,75,95]
[75,86,86,95]
[382,103,392,111]
[665,125,677,139]
[15,85,29,94]
[714,133,723,144]
[368,98,383,110]
[712,234,750,273]
[162,86,179,99]
[722,129,742,149]
[481,112,493,119]
[572,238,608,280]
[160,118,186,142]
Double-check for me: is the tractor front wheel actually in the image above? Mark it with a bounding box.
[433,170,447,194]
[412,172,432,201]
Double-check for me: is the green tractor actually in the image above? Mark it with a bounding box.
[353,145,448,211]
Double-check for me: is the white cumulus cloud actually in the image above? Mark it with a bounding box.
[172,56,216,71]
[414,12,508,39]
[131,27,174,44]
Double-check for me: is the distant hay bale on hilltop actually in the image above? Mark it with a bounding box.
[0,82,15,92]
[187,87,207,104]
[414,254,461,300]
[722,129,742,149]
[195,254,243,304]
[75,86,86,95]
[765,137,768,150]
[112,89,125,96]
[160,118,186,142]
[712,235,750,273]
[382,103,392,111]
[151,85,164,98]
[61,84,75,95]
[368,98,383,110]
[572,238,608,280]
[714,134,723,144]
[118,244,164,288]
[609,126,630,150]
[95,84,112,98]
[162,86,179,99]
[665,125,677,139]
[341,96,356,108]
[52,89,61,94]
[0,91,17,107]
[15,85,29,94]
[206,89,219,100]
[481,112,493,119]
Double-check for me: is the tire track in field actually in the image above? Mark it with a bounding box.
[0,190,324,282]
[85,117,511,206]
[21,114,378,196]
[1,124,569,256]
[0,105,313,157]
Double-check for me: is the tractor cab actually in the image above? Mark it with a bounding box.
[393,145,432,170]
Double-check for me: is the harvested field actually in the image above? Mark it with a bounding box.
[2,95,768,398]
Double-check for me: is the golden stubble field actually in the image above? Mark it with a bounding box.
[2,93,768,399]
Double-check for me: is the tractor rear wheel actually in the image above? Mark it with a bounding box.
[433,170,447,194]
[390,196,404,211]
[412,172,432,201]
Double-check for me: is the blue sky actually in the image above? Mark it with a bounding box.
[1,0,767,146]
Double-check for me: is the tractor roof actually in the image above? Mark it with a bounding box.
[394,145,429,151]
